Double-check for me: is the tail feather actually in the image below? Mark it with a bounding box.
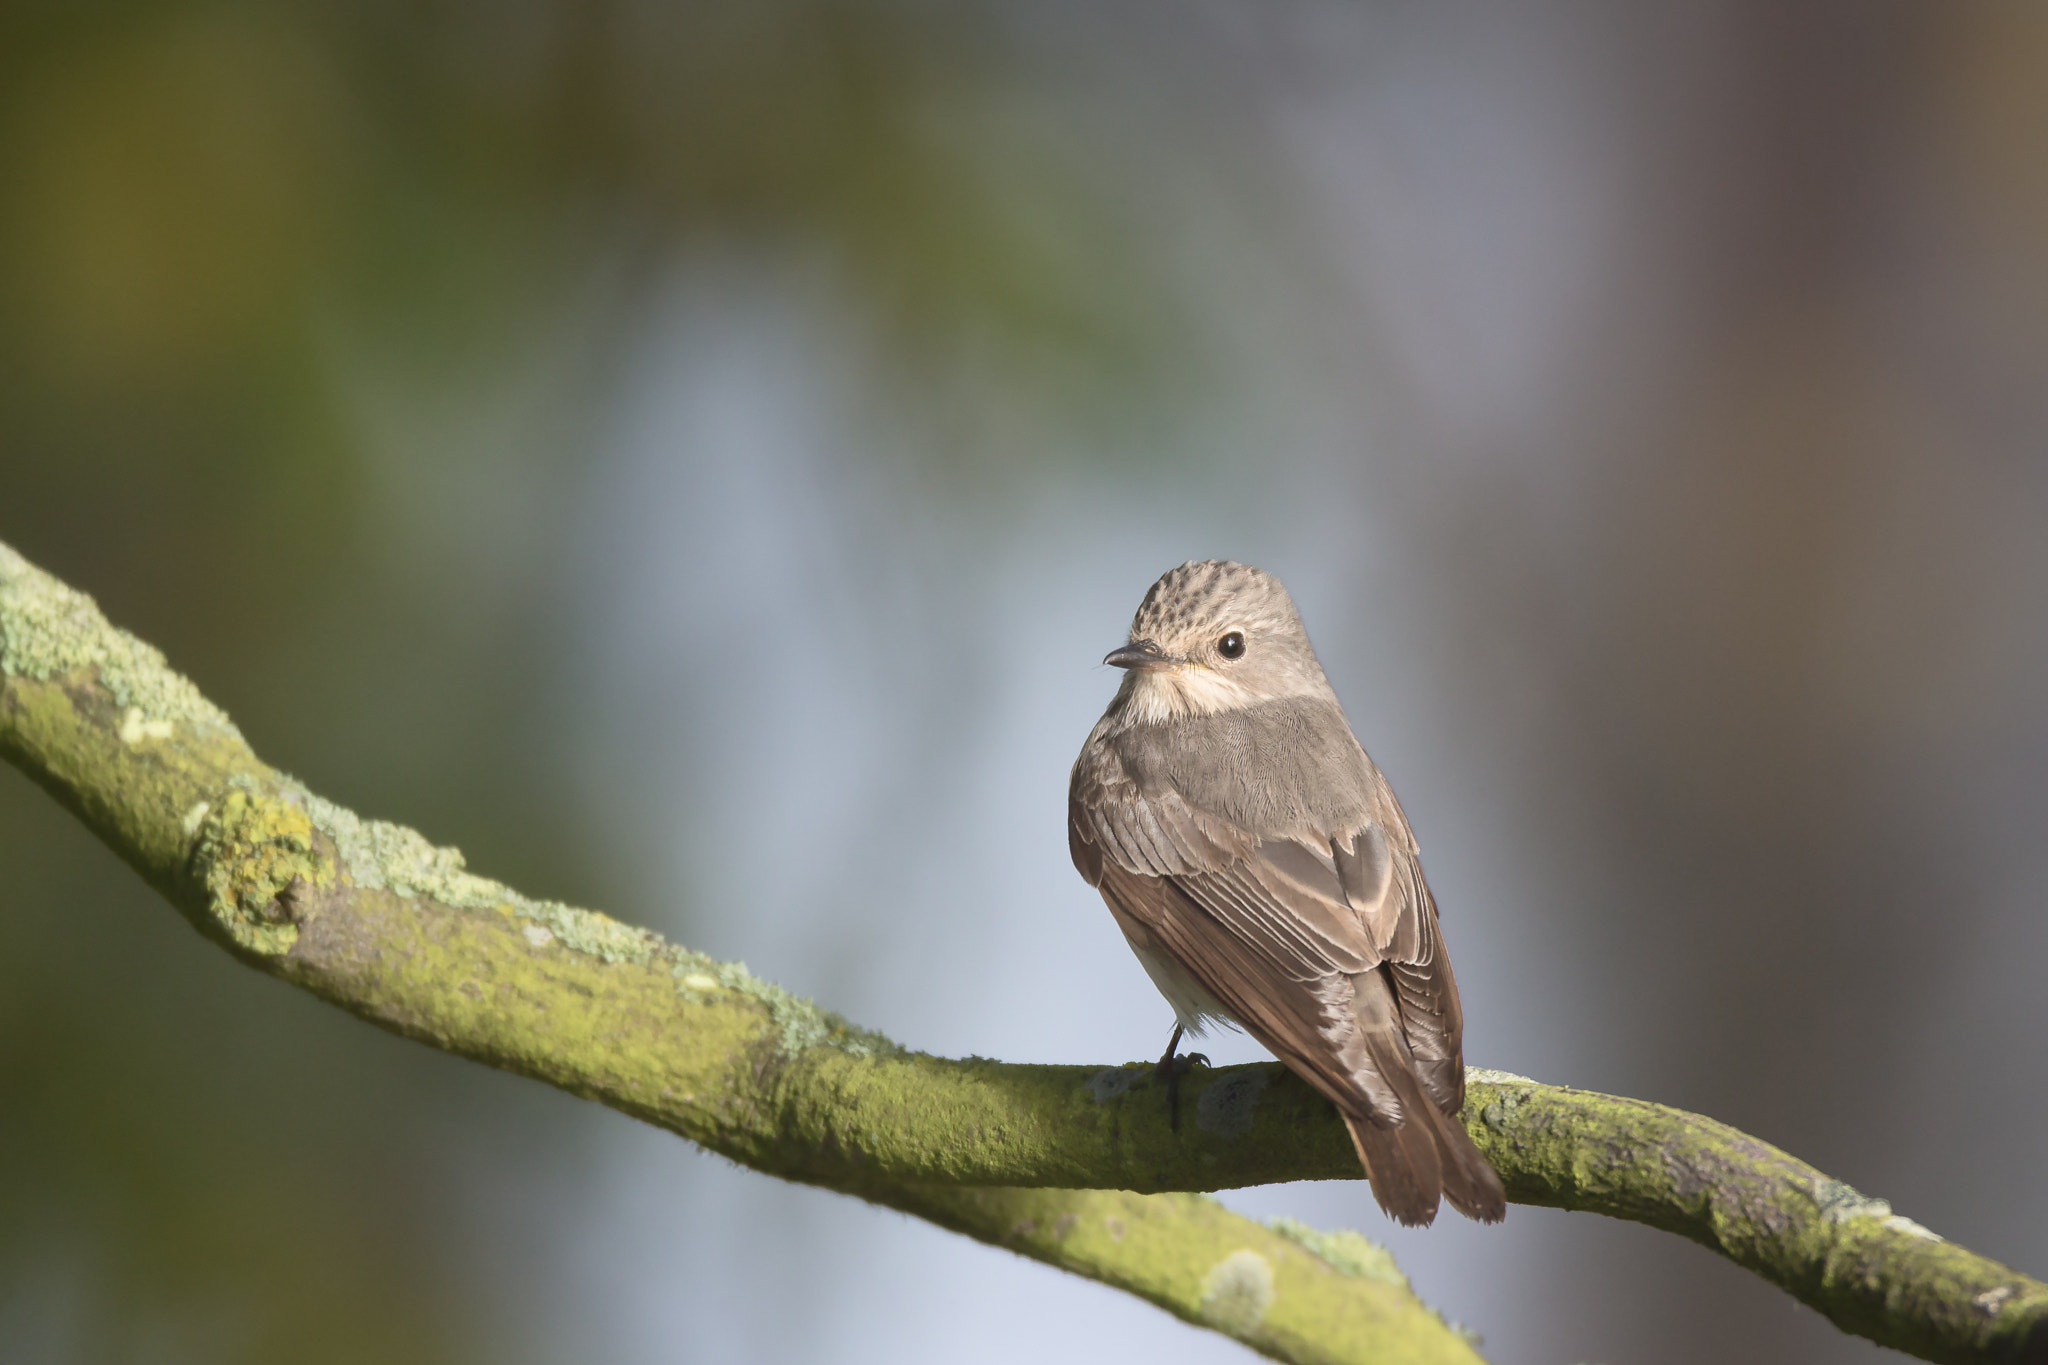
[1345,1111,1441,1227]
[1346,969,1507,1226]
[1426,1099,1507,1223]
[1344,1096,1506,1227]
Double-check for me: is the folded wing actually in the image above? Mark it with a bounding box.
[1070,757,1503,1225]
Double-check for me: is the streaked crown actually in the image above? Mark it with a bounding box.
[1112,560,1335,721]
[1130,560,1305,649]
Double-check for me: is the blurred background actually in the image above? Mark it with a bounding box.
[4,2,2046,1362]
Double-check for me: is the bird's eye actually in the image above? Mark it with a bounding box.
[1217,631,1246,660]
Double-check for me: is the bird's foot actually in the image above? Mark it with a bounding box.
[1155,1028,1209,1132]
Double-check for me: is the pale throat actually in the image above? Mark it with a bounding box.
[1122,665,1263,723]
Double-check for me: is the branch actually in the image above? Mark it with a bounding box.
[2,538,2042,1365]
[0,540,1477,1365]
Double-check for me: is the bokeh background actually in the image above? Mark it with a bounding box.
[4,3,2047,1362]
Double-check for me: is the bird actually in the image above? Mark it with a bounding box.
[1068,559,1506,1226]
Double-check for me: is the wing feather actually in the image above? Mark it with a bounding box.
[1070,735,1501,1223]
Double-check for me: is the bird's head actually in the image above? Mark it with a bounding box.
[1105,560,1336,722]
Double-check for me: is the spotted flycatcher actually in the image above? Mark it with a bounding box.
[1069,560,1506,1226]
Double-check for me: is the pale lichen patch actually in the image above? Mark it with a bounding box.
[1976,1286,2016,1315]
[665,949,897,1059]
[1267,1217,1408,1289]
[1445,1321,1485,1349]
[1812,1178,1893,1224]
[297,786,666,963]
[1479,1088,1533,1133]
[1466,1067,1538,1087]
[119,707,174,744]
[301,791,527,911]
[1199,1249,1274,1336]
[1883,1214,1942,1243]
[1087,1066,1146,1103]
[523,925,555,948]
[0,543,245,742]
[1470,1067,1540,1135]
[1195,1067,1269,1138]
[291,780,897,1061]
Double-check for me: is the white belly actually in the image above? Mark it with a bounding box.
[1128,941,1240,1037]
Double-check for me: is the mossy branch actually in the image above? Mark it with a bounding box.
[2,539,2042,1365]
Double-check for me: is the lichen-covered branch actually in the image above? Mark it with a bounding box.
[0,539,1477,1365]
[1462,1078,2048,1363]
[2,538,2043,1365]
[888,1185,1480,1365]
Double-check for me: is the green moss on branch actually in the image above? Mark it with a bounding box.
[5,538,2044,1365]
[894,1186,1483,1365]
[0,540,1468,1365]
[1462,1072,2048,1364]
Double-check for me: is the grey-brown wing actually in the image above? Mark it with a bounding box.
[1070,769,1465,1119]
[1090,852,1369,1114]
[1375,848,1466,1114]
[1070,744,1380,976]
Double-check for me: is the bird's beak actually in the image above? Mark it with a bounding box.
[1104,639,1175,670]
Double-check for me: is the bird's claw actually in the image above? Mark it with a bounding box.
[1156,1036,1208,1132]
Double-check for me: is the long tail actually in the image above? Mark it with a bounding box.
[1345,1100,1505,1227]
[1344,976,1507,1227]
